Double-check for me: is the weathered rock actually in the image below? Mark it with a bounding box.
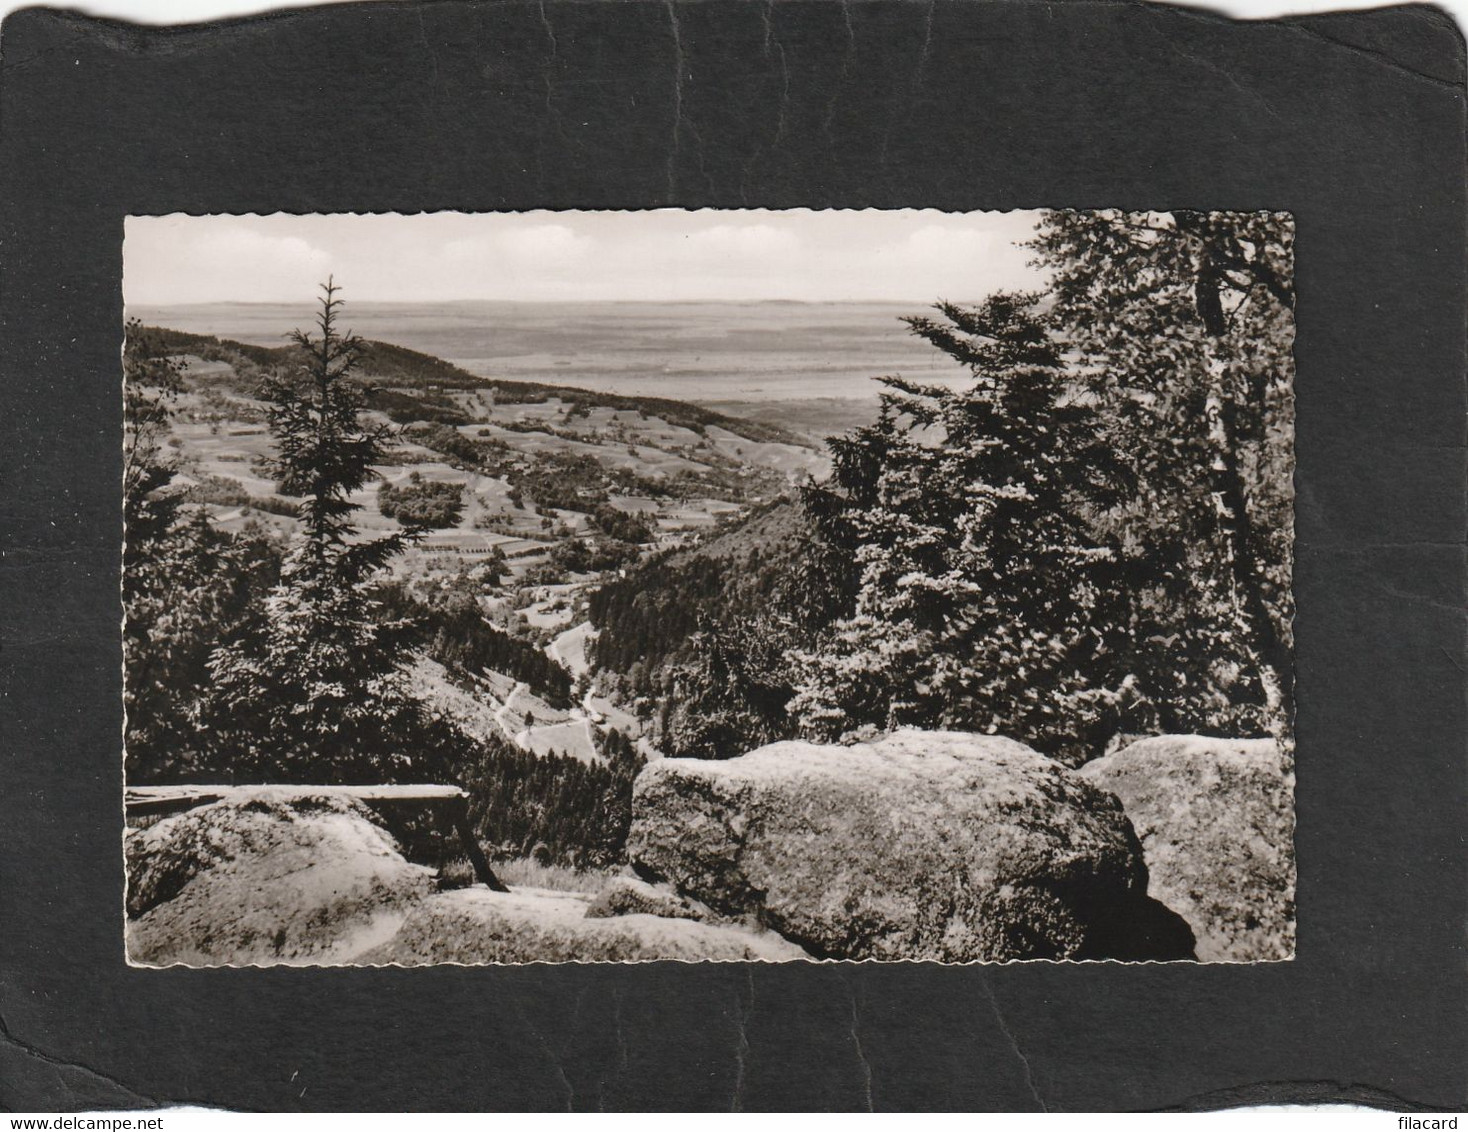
[358,887,807,963]
[627,729,1195,962]
[125,791,808,965]
[584,875,708,922]
[1078,735,1295,962]
[125,791,435,966]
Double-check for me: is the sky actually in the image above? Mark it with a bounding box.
[123,211,1048,306]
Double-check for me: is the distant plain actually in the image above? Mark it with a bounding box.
[128,300,973,420]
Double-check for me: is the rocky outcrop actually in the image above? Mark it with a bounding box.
[627,729,1195,962]
[584,875,708,922]
[125,791,806,966]
[125,791,435,966]
[1078,735,1295,962]
[358,887,806,963]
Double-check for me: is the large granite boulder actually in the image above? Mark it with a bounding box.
[627,729,1195,962]
[1078,735,1295,962]
[125,791,435,966]
[358,887,807,963]
[584,875,708,922]
[126,791,810,966]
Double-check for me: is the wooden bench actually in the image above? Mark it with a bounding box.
[124,783,508,892]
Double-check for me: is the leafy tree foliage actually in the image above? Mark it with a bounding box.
[405,421,509,471]
[372,388,473,426]
[587,506,856,756]
[590,214,1293,760]
[537,534,643,580]
[589,536,804,675]
[660,616,796,759]
[588,502,654,544]
[205,280,444,784]
[588,554,728,674]
[123,320,187,544]
[378,472,465,529]
[125,518,283,783]
[375,579,574,708]
[1030,210,1294,736]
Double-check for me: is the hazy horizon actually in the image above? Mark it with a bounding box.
[124,210,1049,305]
[129,295,974,404]
[134,296,965,305]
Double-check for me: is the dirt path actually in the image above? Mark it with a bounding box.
[494,680,527,740]
[546,622,595,679]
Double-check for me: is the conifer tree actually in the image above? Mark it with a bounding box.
[661,616,794,759]
[206,280,441,783]
[123,320,187,545]
[789,293,1131,761]
[123,321,281,783]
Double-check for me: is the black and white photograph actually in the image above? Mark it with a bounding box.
[121,208,1297,967]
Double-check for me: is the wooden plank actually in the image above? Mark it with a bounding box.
[125,791,228,817]
[124,783,507,891]
[438,796,509,893]
[125,783,469,813]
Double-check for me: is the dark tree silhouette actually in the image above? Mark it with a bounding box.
[206,280,445,784]
[123,321,282,783]
[1031,210,1294,735]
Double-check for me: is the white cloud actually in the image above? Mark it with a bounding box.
[125,218,333,304]
[899,224,999,261]
[867,223,1042,300]
[125,210,1049,305]
[444,223,592,266]
[679,223,801,261]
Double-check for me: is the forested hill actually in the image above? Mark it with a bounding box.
[587,498,826,678]
[142,326,810,449]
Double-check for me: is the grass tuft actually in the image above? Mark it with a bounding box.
[437,853,617,894]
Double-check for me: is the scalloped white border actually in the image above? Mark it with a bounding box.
[121,212,1296,968]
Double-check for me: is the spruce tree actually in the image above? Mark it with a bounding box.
[661,616,794,759]
[206,280,441,784]
[789,293,1131,761]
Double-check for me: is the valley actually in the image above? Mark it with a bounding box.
[143,305,893,771]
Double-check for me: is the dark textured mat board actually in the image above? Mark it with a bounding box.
[1,0,1464,1112]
